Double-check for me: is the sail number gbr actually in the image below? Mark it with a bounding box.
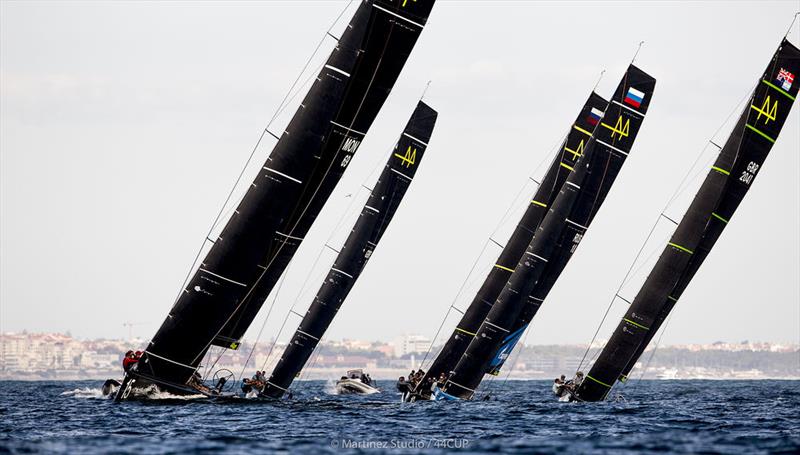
[739,161,760,186]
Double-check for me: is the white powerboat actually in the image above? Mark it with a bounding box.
[335,369,379,395]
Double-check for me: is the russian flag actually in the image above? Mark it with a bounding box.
[587,107,603,126]
[624,87,645,108]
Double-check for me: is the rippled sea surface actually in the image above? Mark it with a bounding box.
[1,379,798,454]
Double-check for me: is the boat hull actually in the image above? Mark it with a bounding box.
[334,379,379,395]
[100,379,121,396]
[112,370,212,401]
[433,387,460,401]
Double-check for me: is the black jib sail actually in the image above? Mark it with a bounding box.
[441,65,656,400]
[262,101,437,398]
[414,92,609,396]
[134,0,437,391]
[576,39,800,402]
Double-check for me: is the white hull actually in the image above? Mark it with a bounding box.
[335,378,380,395]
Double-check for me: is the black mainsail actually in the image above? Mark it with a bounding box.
[415,92,609,395]
[576,39,800,402]
[133,0,437,392]
[262,101,437,398]
[441,65,656,400]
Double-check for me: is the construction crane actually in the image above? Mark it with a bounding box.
[122,322,144,340]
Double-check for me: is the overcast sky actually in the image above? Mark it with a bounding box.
[2,1,799,349]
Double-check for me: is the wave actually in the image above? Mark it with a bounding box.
[60,387,107,399]
[130,384,205,401]
[60,384,205,401]
[324,378,338,395]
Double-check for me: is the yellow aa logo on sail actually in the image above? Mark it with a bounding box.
[601,115,630,140]
[564,139,585,161]
[750,95,778,125]
[402,0,417,7]
[394,145,416,168]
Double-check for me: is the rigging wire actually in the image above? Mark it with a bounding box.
[493,115,576,237]
[191,2,361,376]
[146,0,360,382]
[210,59,330,231]
[240,192,352,381]
[630,41,645,64]
[256,190,365,375]
[236,255,298,382]
[417,79,607,380]
[290,215,405,395]
[606,76,762,390]
[293,318,336,393]
[254,99,423,371]
[633,311,674,385]
[248,178,375,379]
[592,69,606,92]
[785,12,800,39]
[189,3,401,368]
[200,345,218,379]
[574,78,759,376]
[205,255,294,383]
[489,74,605,241]
[420,80,433,101]
[472,72,632,386]
[417,128,569,369]
[605,309,675,400]
[491,137,565,241]
[252,85,433,385]
[164,1,355,317]
[417,238,494,369]
[486,72,608,395]
[230,182,355,384]
[478,312,534,399]
[486,72,625,395]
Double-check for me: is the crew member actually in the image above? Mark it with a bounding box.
[396,376,411,396]
[573,372,584,387]
[122,350,138,372]
[552,377,566,397]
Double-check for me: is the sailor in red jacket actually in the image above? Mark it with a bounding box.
[122,350,139,372]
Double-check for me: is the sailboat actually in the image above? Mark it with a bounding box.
[259,101,437,399]
[112,0,437,401]
[409,90,609,400]
[436,65,657,401]
[574,38,800,402]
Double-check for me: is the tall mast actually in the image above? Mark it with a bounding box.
[577,39,800,402]
[442,65,657,400]
[416,91,609,396]
[136,0,437,389]
[262,101,437,398]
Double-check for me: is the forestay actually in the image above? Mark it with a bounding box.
[137,0,437,388]
[442,65,657,400]
[415,92,609,397]
[577,39,799,402]
[262,101,437,398]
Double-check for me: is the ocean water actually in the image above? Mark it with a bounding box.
[0,379,798,454]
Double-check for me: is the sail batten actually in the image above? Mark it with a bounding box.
[413,91,610,397]
[137,0,437,388]
[262,101,437,398]
[440,66,656,399]
[577,39,800,402]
